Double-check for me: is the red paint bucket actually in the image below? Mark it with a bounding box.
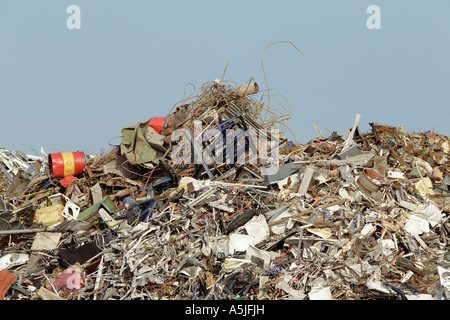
[48,152,86,178]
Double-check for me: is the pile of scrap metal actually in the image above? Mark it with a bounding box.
[0,80,450,300]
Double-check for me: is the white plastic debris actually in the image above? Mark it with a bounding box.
[308,287,333,300]
[0,253,29,270]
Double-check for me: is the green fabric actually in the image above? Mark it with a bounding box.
[120,119,158,165]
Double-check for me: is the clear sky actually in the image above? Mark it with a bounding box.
[1,0,449,156]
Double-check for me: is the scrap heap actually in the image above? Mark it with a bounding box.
[0,79,449,300]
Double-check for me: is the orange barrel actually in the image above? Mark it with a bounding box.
[48,152,86,178]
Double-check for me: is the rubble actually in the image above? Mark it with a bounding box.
[0,79,449,300]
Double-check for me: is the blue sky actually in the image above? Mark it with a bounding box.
[0,0,449,156]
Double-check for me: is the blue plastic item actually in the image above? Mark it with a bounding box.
[123,197,141,216]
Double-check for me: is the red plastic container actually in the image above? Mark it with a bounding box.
[48,152,86,178]
[148,117,165,134]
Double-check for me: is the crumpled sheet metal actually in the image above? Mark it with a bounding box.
[0,81,449,300]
